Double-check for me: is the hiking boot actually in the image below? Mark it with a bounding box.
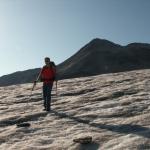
[46,108,51,112]
[43,108,46,111]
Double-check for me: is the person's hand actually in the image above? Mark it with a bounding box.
[34,80,37,85]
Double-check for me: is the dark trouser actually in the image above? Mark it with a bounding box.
[43,83,53,111]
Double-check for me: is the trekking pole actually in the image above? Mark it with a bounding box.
[30,81,36,99]
[27,81,36,110]
[56,80,58,96]
[22,82,36,114]
[32,81,36,92]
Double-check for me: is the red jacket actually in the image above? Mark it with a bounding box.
[41,65,56,84]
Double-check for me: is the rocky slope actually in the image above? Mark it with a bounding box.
[0,69,150,150]
[1,38,150,86]
[0,68,40,87]
[57,39,150,79]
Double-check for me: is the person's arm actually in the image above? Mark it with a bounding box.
[35,68,43,83]
[31,68,42,91]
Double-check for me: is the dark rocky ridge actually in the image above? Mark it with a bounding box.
[57,38,150,79]
[0,69,40,87]
[0,38,150,86]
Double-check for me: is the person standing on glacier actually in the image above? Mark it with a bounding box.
[34,57,56,111]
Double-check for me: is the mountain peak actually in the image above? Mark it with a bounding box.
[90,38,112,44]
[88,38,121,48]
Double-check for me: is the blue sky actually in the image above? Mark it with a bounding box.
[0,0,150,76]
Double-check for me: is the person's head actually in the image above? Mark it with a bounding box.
[44,57,50,65]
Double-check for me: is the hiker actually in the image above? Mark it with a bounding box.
[35,57,56,111]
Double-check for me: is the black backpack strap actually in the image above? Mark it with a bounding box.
[50,61,56,68]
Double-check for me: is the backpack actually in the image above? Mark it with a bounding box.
[40,61,56,82]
